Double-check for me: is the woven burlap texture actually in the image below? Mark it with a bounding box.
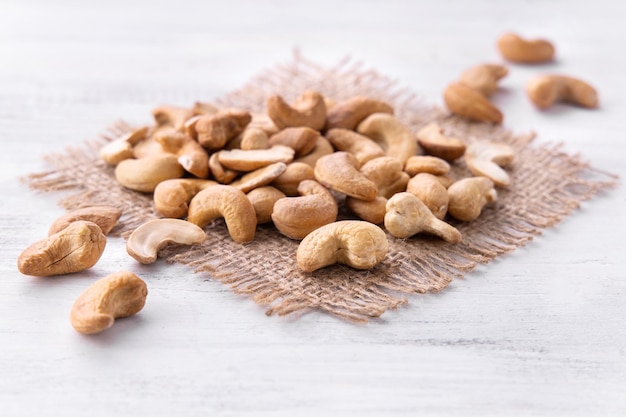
[27,55,617,322]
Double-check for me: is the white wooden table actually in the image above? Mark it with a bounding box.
[1,1,624,415]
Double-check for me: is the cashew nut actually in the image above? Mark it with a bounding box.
[270,162,315,196]
[385,192,461,243]
[192,101,219,116]
[70,271,147,335]
[406,173,450,220]
[230,162,287,193]
[271,179,338,240]
[360,156,410,199]
[18,221,106,277]
[154,129,209,178]
[447,177,497,222]
[497,32,555,64]
[195,109,251,150]
[465,141,515,187]
[266,90,327,131]
[293,135,334,167]
[356,113,418,165]
[416,123,466,162]
[443,82,503,124]
[187,185,257,243]
[268,127,319,157]
[152,105,195,131]
[208,152,238,184]
[314,151,378,201]
[239,127,270,150]
[99,126,149,165]
[153,178,217,218]
[346,195,387,225]
[526,74,599,110]
[404,155,451,177]
[246,186,286,224]
[126,219,207,264]
[459,64,508,97]
[326,96,394,130]
[48,206,122,236]
[296,220,389,272]
[115,154,185,192]
[217,145,294,172]
[326,128,385,165]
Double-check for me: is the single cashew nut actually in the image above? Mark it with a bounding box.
[459,64,508,97]
[152,105,195,131]
[296,220,389,272]
[126,219,207,264]
[326,128,385,165]
[314,151,378,201]
[18,221,106,277]
[346,195,387,225]
[465,141,515,187]
[48,206,122,236]
[217,145,294,172]
[497,32,555,64]
[99,126,149,165]
[240,127,270,150]
[404,155,451,177]
[70,271,147,335]
[406,173,450,220]
[385,192,461,243]
[268,127,319,157]
[447,177,497,222]
[270,162,315,196]
[153,178,217,218]
[271,179,338,240]
[444,82,503,124]
[416,123,466,162]
[526,74,599,110]
[195,109,252,150]
[154,129,209,178]
[208,152,238,184]
[356,113,418,165]
[325,96,394,130]
[360,156,410,199]
[115,154,185,192]
[230,162,287,193]
[293,135,334,167]
[267,90,327,131]
[187,185,257,243]
[246,186,286,224]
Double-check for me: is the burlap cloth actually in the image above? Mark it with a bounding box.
[26,55,617,322]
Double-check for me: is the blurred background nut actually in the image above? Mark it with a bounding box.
[526,74,599,110]
[99,126,149,165]
[267,90,327,131]
[152,105,195,131]
[443,82,503,124]
[325,96,394,130]
[447,177,497,222]
[497,32,555,64]
[465,141,515,187]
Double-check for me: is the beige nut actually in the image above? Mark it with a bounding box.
[208,153,238,184]
[325,96,394,130]
[325,128,385,165]
[416,123,466,162]
[152,105,195,131]
[126,219,207,264]
[99,126,149,165]
[267,90,327,131]
[183,115,202,140]
[115,154,184,193]
[404,155,451,177]
[497,32,555,64]
[314,151,378,201]
[18,221,106,277]
[296,220,389,272]
[70,271,147,335]
[356,113,418,165]
[230,162,287,193]
[270,162,315,196]
[447,177,497,222]
[360,156,410,199]
[443,82,503,124]
[217,145,295,172]
[346,195,387,225]
[195,110,252,150]
[526,75,599,110]
[246,186,286,224]
[385,192,461,243]
[192,101,220,116]
[154,129,209,178]
[459,64,508,97]
[187,185,257,243]
[248,112,280,136]
[465,141,515,187]
[406,173,450,220]
[48,206,122,236]
[153,178,217,218]
[293,135,334,167]
[268,127,319,157]
[240,127,270,150]
[271,179,338,240]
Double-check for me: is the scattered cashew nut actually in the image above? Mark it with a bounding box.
[497,32,555,64]
[267,90,327,131]
[99,126,149,165]
[465,141,515,187]
[416,123,466,162]
[447,177,497,222]
[115,154,185,193]
[526,74,599,110]
[153,178,217,218]
[443,82,503,124]
[459,64,508,97]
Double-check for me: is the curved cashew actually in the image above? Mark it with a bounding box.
[153,178,217,218]
[296,220,389,272]
[326,96,394,130]
[208,153,238,184]
[293,135,334,167]
[126,219,207,264]
[154,129,209,178]
[48,206,122,236]
[314,151,378,201]
[152,105,195,131]
[246,186,286,224]
[346,195,387,225]
[326,128,385,165]
[267,90,327,131]
[99,126,149,165]
[360,156,410,199]
[195,109,251,150]
[268,127,319,157]
[70,271,147,335]
[230,162,287,193]
[443,82,503,124]
[459,64,508,97]
[271,179,338,240]
[447,177,497,222]
[497,32,555,64]
[416,123,466,162]
[187,185,257,243]
[465,141,515,187]
[217,145,294,172]
[406,173,450,220]
[115,154,185,193]
[526,75,598,110]
[384,192,461,243]
[270,162,315,196]
[404,155,451,176]
[356,113,418,165]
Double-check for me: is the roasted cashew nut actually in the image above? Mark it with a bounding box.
[404,155,451,177]
[99,126,149,165]
[153,178,218,218]
[406,173,450,220]
[497,32,555,64]
[360,156,410,199]
[447,177,497,222]
[325,96,394,130]
[356,113,418,165]
[154,129,209,178]
[152,105,195,131]
[325,128,385,165]
[465,141,515,187]
[246,186,286,224]
[443,82,503,124]
[526,74,599,110]
[195,110,252,150]
[459,64,508,97]
[266,90,327,131]
[314,151,378,201]
[416,123,466,162]
[268,127,320,157]
[217,145,294,172]
[115,154,185,193]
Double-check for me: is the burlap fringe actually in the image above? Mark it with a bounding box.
[24,54,618,322]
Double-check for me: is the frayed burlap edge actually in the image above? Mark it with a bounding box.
[25,53,618,322]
